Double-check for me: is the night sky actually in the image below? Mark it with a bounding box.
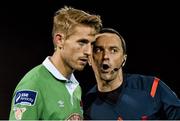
[1,0,179,119]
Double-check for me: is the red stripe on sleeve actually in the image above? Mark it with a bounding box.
[150,77,160,97]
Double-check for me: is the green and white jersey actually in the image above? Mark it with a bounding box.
[9,57,83,120]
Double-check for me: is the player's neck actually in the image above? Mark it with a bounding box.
[50,51,73,79]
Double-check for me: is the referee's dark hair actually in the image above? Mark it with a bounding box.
[98,28,127,54]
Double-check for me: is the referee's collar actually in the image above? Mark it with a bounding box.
[42,56,78,84]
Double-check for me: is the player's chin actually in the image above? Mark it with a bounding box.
[74,64,86,71]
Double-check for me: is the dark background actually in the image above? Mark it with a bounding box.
[1,0,179,119]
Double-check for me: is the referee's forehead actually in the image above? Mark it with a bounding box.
[94,33,122,47]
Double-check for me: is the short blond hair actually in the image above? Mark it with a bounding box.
[52,6,102,39]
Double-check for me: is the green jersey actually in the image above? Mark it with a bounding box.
[9,57,83,120]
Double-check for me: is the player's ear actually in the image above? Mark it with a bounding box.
[54,33,65,49]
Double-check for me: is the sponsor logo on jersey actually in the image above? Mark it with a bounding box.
[58,100,64,108]
[14,90,37,106]
[66,113,82,120]
[13,107,26,120]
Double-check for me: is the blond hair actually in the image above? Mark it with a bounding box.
[52,6,102,39]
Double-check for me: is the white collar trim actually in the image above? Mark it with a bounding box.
[42,56,78,84]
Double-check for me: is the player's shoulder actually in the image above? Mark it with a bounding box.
[16,64,47,88]
[22,64,47,80]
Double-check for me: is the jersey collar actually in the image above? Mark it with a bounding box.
[42,56,79,84]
